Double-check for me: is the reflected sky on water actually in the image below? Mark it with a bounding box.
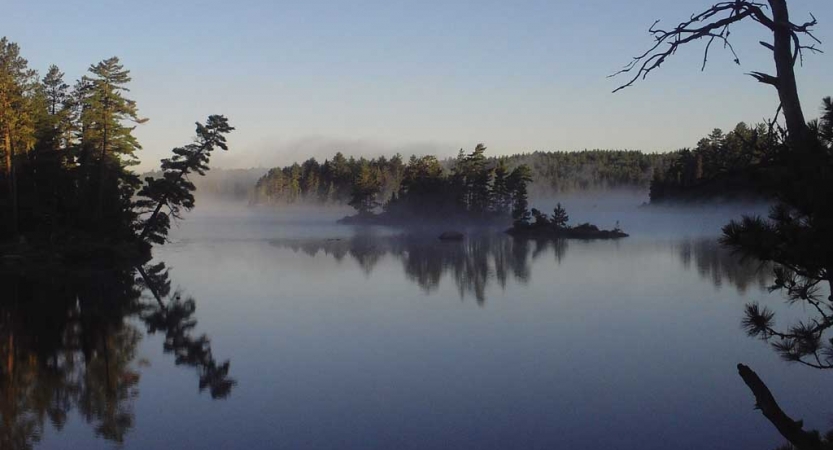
[4,207,828,450]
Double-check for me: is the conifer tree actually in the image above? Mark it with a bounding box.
[551,203,569,228]
[348,160,381,214]
[508,165,532,227]
[491,159,510,216]
[0,38,38,236]
[80,57,146,224]
[137,115,234,244]
[722,98,833,369]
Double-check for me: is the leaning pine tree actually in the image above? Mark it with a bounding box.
[135,115,234,244]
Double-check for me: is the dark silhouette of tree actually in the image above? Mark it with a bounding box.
[721,101,833,369]
[0,38,37,237]
[617,2,828,448]
[531,208,549,227]
[80,57,147,226]
[254,149,671,207]
[508,165,532,227]
[347,159,382,214]
[491,159,511,215]
[136,115,234,244]
[551,203,569,228]
[0,38,229,257]
[718,99,833,450]
[649,122,780,203]
[612,0,819,146]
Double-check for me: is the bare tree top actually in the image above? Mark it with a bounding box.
[610,1,821,93]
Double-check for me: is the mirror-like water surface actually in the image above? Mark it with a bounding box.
[3,206,828,450]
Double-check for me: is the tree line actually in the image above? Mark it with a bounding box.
[649,122,782,202]
[252,149,669,206]
[0,37,231,257]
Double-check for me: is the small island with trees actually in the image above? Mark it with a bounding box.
[334,144,627,240]
[506,203,628,239]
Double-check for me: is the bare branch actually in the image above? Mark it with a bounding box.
[611,3,759,92]
[611,1,821,93]
[737,364,823,450]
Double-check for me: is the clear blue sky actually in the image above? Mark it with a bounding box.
[3,0,832,171]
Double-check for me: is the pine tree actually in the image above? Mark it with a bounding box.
[722,98,833,369]
[348,161,381,214]
[551,203,569,228]
[491,159,510,216]
[508,165,532,227]
[137,115,234,244]
[80,57,147,224]
[0,37,38,236]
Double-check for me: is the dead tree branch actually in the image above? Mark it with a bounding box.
[737,364,822,450]
[610,1,821,93]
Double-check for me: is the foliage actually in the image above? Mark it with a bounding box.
[347,160,383,214]
[253,149,670,206]
[649,123,780,202]
[136,116,234,244]
[551,203,569,228]
[382,146,534,223]
[722,98,833,370]
[0,37,230,254]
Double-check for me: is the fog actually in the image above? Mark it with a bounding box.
[529,188,770,238]
[178,187,771,243]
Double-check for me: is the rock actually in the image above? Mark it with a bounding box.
[438,231,464,241]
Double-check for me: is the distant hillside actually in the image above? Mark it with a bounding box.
[251,149,672,205]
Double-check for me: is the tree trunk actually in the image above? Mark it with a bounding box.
[95,113,108,223]
[768,0,811,144]
[95,87,110,224]
[4,125,17,236]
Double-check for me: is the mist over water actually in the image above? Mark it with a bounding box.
[24,191,818,450]
[534,188,769,238]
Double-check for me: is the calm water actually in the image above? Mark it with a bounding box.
[3,202,830,450]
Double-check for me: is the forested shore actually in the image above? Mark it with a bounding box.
[249,121,780,216]
[0,37,232,262]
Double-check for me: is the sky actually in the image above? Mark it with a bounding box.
[2,0,832,172]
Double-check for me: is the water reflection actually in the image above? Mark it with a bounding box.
[676,238,769,293]
[273,234,568,304]
[273,234,767,303]
[0,263,234,450]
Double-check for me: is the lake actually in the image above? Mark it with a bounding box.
[3,200,829,450]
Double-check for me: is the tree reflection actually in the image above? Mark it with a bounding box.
[0,263,234,449]
[677,238,770,293]
[277,234,768,302]
[273,234,568,304]
[138,263,236,399]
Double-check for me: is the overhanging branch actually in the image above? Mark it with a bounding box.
[737,364,822,450]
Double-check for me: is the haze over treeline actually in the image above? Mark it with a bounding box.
[247,119,779,208]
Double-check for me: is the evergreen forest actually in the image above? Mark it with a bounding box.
[0,38,232,259]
